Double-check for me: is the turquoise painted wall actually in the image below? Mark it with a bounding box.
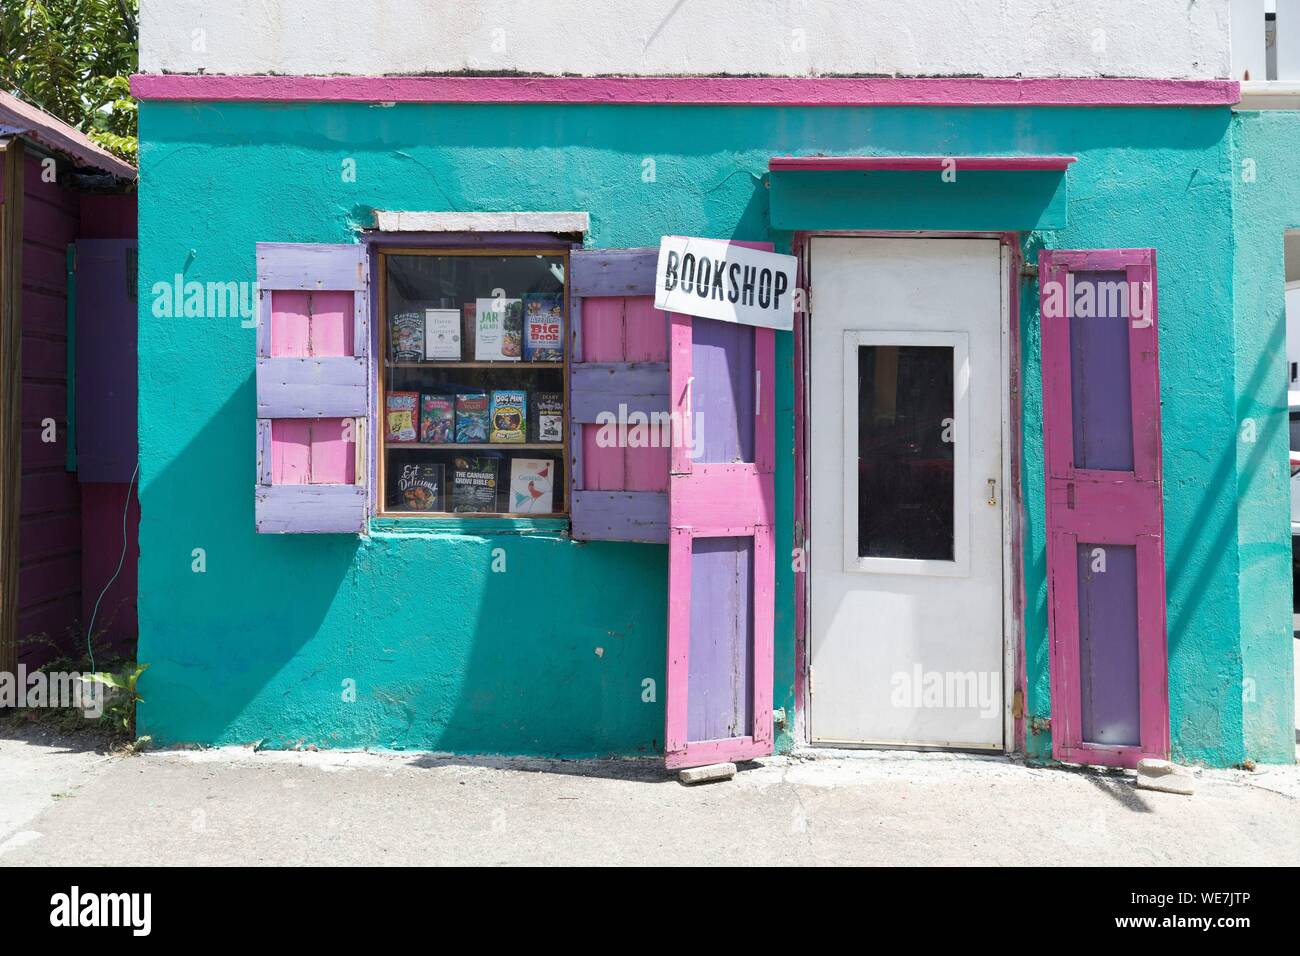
[1231,110,1299,764]
[135,100,1290,765]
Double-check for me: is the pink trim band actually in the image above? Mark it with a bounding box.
[770,155,1077,171]
[130,74,1240,107]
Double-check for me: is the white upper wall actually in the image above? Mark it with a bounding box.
[140,0,1232,79]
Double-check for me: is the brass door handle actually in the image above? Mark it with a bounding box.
[987,478,998,507]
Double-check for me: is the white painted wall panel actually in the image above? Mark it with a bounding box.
[140,0,1231,79]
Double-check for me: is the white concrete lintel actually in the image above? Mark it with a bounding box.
[372,210,589,234]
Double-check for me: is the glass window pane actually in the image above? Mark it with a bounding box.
[856,344,954,561]
[381,252,567,517]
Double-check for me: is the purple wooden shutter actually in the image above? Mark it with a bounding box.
[568,248,670,542]
[1039,248,1168,768]
[255,243,369,534]
[74,239,138,481]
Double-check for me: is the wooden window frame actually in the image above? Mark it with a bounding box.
[375,246,572,521]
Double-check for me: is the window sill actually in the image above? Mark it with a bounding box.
[369,515,570,535]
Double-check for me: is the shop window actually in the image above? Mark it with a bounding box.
[377,249,568,518]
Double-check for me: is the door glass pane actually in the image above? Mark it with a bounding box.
[1069,270,1135,471]
[856,345,954,560]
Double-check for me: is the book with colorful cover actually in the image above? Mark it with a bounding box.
[390,312,424,362]
[508,458,554,515]
[385,391,419,443]
[396,462,444,512]
[523,293,564,362]
[531,391,563,443]
[419,393,455,444]
[474,297,522,361]
[454,392,489,443]
[423,308,461,360]
[452,456,499,513]
[489,389,527,443]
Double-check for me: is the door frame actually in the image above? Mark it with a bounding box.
[792,231,1027,754]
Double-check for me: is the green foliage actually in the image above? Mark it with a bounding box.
[0,0,138,163]
[83,662,148,733]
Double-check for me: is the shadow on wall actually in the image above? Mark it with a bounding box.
[136,368,670,756]
[135,376,360,745]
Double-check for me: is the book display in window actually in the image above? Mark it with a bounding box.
[390,312,424,362]
[508,458,554,515]
[420,393,455,444]
[386,391,419,443]
[523,293,564,361]
[397,461,444,512]
[532,391,563,443]
[452,456,499,513]
[474,297,523,361]
[380,250,567,517]
[490,390,527,443]
[455,392,490,443]
[423,308,461,360]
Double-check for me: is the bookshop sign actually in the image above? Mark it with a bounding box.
[654,236,797,331]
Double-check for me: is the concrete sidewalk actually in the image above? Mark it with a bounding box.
[2,724,1298,866]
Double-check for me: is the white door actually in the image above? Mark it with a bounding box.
[808,237,1006,749]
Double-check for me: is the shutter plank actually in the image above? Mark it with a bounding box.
[257,356,368,418]
[257,242,366,291]
[570,363,669,421]
[570,491,669,543]
[570,248,658,297]
[256,484,367,534]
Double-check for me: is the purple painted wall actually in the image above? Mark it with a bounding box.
[74,204,138,658]
[9,153,136,666]
[16,153,82,662]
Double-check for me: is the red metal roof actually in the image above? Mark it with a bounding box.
[0,90,135,182]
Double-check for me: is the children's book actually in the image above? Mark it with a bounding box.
[455,392,490,443]
[423,308,461,360]
[390,312,424,362]
[419,393,455,444]
[508,458,554,515]
[474,297,523,361]
[396,462,443,512]
[531,391,563,443]
[522,293,564,362]
[385,391,419,443]
[452,457,499,513]
[489,389,527,443]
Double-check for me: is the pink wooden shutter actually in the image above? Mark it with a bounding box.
[1039,248,1168,768]
[664,241,777,770]
[255,243,369,533]
[568,248,670,542]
